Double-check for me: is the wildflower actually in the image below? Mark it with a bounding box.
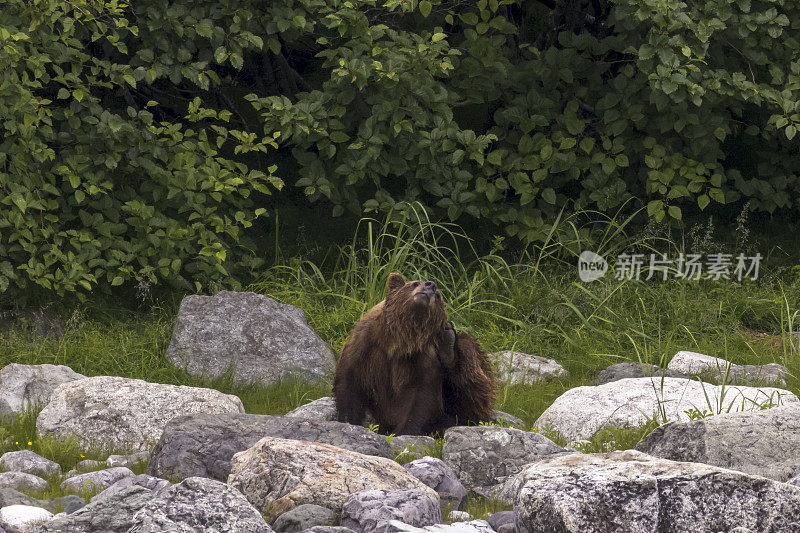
[27,441,32,446]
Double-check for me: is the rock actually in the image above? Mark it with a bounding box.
[667,350,789,385]
[0,364,84,414]
[105,451,149,469]
[303,528,355,533]
[90,474,170,503]
[0,505,53,533]
[285,397,377,426]
[35,495,85,514]
[788,474,800,488]
[728,529,754,533]
[40,485,156,532]
[635,402,800,482]
[442,426,566,497]
[0,473,47,492]
[597,362,686,384]
[384,520,494,533]
[495,524,515,533]
[273,504,337,532]
[128,476,272,532]
[36,376,244,451]
[404,457,466,509]
[165,291,334,386]
[389,436,436,462]
[505,449,800,533]
[228,437,437,521]
[487,511,515,531]
[341,489,441,533]
[60,467,134,492]
[0,308,64,339]
[492,411,525,429]
[534,377,798,441]
[448,511,471,522]
[148,413,392,482]
[491,351,566,385]
[75,460,100,473]
[0,451,61,478]
[63,471,76,479]
[0,489,31,508]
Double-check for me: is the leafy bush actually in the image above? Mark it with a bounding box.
[2,0,799,294]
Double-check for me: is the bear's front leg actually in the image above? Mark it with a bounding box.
[437,321,457,370]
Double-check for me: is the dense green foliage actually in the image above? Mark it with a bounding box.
[2,0,800,294]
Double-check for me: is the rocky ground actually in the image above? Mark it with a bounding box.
[0,291,798,533]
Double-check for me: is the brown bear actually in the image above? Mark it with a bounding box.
[333,272,496,435]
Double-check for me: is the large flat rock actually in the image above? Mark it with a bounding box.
[534,377,798,441]
[228,437,437,522]
[147,413,392,481]
[502,450,800,532]
[667,350,789,385]
[36,376,244,451]
[165,291,334,386]
[636,402,800,482]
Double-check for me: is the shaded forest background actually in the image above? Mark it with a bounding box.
[2,0,800,298]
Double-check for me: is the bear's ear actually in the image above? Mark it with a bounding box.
[386,273,406,295]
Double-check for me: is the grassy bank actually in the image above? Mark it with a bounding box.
[1,210,800,508]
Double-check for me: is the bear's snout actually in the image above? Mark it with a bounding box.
[421,281,437,294]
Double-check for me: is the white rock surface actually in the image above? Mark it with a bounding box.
[0,451,60,478]
[36,376,244,451]
[0,504,53,533]
[535,377,798,441]
[490,351,566,385]
[502,450,800,532]
[667,350,789,385]
[0,364,84,414]
[385,519,495,533]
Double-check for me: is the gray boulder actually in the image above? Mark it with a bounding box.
[40,485,156,532]
[36,494,85,514]
[285,397,377,426]
[404,457,466,509]
[635,402,800,482]
[90,474,171,503]
[0,472,47,492]
[487,511,515,531]
[0,451,60,478]
[491,411,525,429]
[60,467,134,492]
[128,476,272,532]
[491,351,566,385]
[75,460,101,473]
[341,489,441,533]
[505,449,800,533]
[0,489,33,508]
[165,291,335,386]
[147,413,392,482]
[535,377,798,441]
[442,426,566,497]
[36,376,244,451]
[667,350,789,385]
[303,528,356,533]
[273,504,337,532]
[228,437,436,521]
[597,362,686,384]
[0,364,84,414]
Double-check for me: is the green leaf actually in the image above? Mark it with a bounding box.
[419,1,432,17]
[542,188,556,204]
[111,276,124,286]
[668,205,682,220]
[786,125,797,140]
[431,33,447,43]
[647,199,663,216]
[698,194,710,210]
[57,88,70,99]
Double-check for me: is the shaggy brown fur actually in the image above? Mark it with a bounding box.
[333,273,496,435]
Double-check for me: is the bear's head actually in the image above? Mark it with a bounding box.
[383,273,448,341]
